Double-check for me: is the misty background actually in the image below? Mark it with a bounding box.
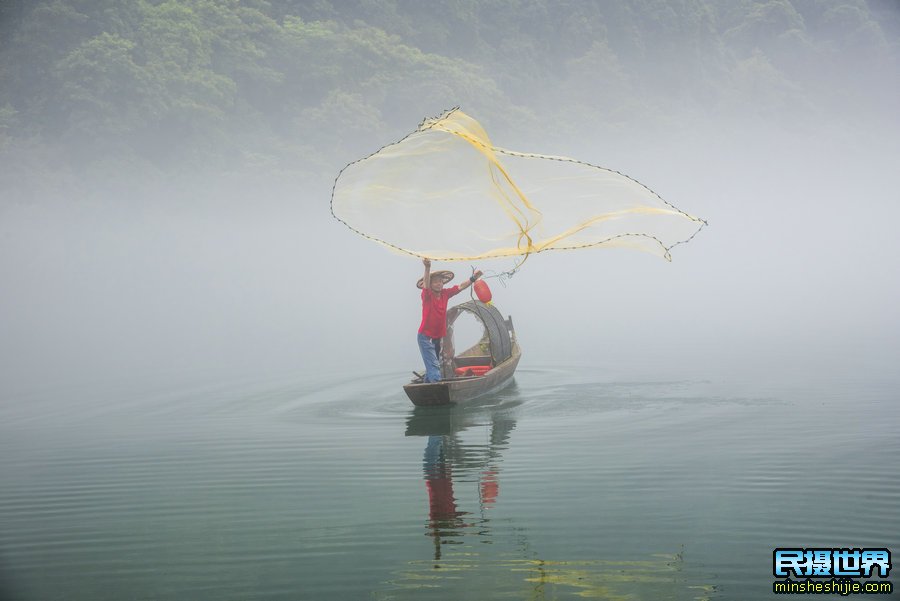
[1,0,898,396]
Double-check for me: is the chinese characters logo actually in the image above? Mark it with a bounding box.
[773,548,892,595]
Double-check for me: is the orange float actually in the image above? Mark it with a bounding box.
[474,279,492,304]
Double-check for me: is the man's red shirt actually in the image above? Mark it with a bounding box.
[419,285,460,338]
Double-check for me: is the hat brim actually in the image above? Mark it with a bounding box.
[417,270,455,289]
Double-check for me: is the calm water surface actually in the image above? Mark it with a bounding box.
[1,367,898,600]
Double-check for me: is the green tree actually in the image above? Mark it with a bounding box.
[54,33,145,153]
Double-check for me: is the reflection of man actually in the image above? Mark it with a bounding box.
[414,407,516,562]
[423,435,466,560]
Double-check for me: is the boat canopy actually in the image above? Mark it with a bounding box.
[444,300,513,366]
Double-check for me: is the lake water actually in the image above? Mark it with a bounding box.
[1,367,897,600]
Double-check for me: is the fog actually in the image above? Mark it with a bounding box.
[2,2,899,396]
[4,125,897,394]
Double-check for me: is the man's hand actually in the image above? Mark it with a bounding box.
[423,258,431,268]
[459,269,483,292]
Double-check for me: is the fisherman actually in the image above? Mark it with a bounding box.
[417,258,483,382]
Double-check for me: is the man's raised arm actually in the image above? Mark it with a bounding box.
[422,258,431,290]
[458,270,483,292]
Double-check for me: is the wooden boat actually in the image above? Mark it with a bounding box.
[404,300,521,406]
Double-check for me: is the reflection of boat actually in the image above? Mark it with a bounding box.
[404,391,520,438]
[405,399,518,562]
[389,394,715,600]
[404,300,521,406]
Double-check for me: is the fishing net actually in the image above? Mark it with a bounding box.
[331,108,705,262]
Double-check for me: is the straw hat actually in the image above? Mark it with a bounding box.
[416,270,455,289]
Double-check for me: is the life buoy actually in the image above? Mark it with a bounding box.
[454,365,492,376]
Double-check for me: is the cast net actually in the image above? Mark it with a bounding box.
[331,108,705,262]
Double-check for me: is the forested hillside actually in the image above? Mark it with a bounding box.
[1,0,897,198]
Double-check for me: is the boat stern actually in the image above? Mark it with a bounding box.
[403,381,452,406]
